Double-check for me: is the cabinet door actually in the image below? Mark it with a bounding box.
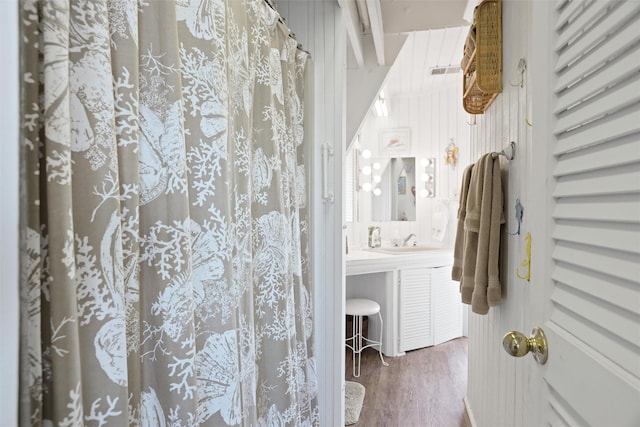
[399,268,433,352]
[431,266,463,345]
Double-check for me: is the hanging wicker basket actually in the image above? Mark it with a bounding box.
[462,0,502,114]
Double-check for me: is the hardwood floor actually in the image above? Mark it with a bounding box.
[345,337,468,427]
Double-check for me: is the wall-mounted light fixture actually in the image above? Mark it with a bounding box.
[373,89,389,117]
[419,157,436,198]
[358,148,383,196]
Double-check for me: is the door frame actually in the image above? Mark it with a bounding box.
[525,1,556,425]
[0,1,20,425]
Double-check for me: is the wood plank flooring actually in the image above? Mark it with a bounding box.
[345,338,468,427]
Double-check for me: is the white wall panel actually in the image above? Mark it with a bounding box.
[465,1,533,426]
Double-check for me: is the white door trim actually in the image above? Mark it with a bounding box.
[0,2,20,426]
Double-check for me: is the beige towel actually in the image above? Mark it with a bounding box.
[454,153,505,315]
[452,164,474,281]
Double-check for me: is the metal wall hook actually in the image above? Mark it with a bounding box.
[516,232,531,282]
[507,199,524,236]
[492,141,516,160]
[509,57,527,88]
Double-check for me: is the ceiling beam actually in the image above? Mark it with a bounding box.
[355,0,370,32]
[337,0,364,67]
[365,0,385,66]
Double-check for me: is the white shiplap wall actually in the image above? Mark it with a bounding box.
[465,1,533,426]
[277,2,347,426]
[349,83,471,250]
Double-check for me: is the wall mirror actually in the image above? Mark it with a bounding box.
[358,156,416,222]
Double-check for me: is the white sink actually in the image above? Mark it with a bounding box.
[372,246,438,254]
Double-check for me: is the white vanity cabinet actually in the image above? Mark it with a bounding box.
[399,266,463,353]
[346,249,464,357]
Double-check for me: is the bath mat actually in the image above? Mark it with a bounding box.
[345,381,365,425]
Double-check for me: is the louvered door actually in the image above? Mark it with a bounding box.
[399,268,433,352]
[431,266,463,345]
[530,1,640,425]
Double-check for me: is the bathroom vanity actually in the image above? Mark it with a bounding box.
[346,248,464,357]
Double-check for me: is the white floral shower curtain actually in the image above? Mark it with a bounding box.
[19,0,317,425]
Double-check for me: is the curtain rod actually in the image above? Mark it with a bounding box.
[262,0,310,55]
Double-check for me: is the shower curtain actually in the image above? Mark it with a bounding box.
[19,0,317,425]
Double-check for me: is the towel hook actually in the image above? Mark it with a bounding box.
[516,232,531,282]
[507,199,524,236]
[492,141,516,160]
[509,58,527,88]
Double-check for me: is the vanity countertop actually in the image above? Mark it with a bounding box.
[346,248,454,276]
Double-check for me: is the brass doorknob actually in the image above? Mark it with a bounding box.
[502,326,548,365]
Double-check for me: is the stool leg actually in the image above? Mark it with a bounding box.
[377,312,389,367]
[350,315,358,378]
[354,315,362,377]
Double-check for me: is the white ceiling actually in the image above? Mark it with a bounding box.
[384,26,469,97]
[341,0,472,96]
[379,0,469,33]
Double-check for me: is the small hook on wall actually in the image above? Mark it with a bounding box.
[510,57,527,88]
[467,115,477,126]
[507,199,524,236]
[516,232,531,282]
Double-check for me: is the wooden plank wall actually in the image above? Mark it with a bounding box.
[465,1,533,426]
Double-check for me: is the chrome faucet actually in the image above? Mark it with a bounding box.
[403,233,417,246]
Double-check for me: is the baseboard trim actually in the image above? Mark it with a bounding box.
[463,396,477,427]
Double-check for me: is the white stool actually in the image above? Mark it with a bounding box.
[345,298,389,377]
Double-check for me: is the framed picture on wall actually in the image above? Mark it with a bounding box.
[397,176,406,194]
[380,128,411,156]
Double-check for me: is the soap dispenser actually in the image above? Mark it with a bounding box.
[368,226,381,248]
